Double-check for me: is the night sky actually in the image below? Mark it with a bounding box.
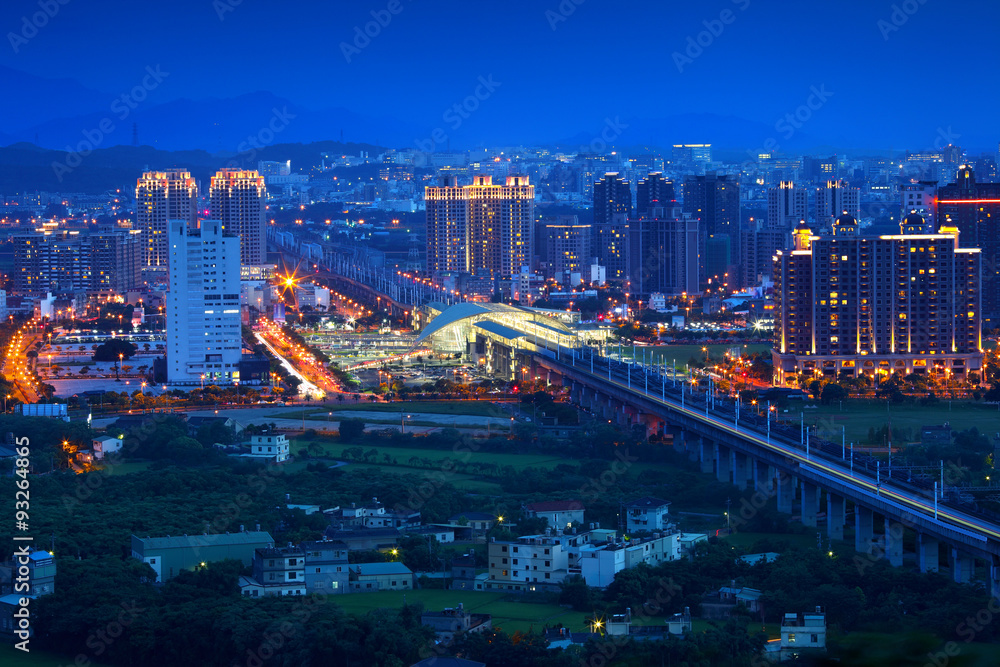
[1,0,998,151]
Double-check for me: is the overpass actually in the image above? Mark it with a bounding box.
[522,346,1000,598]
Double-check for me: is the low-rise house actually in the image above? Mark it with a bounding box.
[678,532,708,555]
[240,540,349,597]
[241,546,307,597]
[450,550,478,591]
[523,500,584,529]
[666,607,692,635]
[778,608,827,660]
[420,603,492,644]
[447,512,497,533]
[405,525,455,543]
[0,549,56,638]
[323,527,400,551]
[248,433,290,463]
[131,530,274,582]
[301,540,349,595]
[349,562,413,592]
[625,496,673,534]
[330,498,421,530]
[720,581,763,613]
[92,436,123,460]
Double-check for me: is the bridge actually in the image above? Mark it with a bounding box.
[521,346,1000,598]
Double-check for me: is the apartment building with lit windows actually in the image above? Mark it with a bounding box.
[425,175,534,280]
[772,214,982,386]
[209,168,267,266]
[135,170,197,277]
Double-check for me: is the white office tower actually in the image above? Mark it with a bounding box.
[166,220,242,385]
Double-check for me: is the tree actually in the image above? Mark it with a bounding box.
[92,339,138,361]
[339,418,365,440]
[559,575,596,611]
[820,382,847,405]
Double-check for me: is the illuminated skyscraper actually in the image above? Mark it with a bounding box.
[467,175,534,279]
[209,169,267,266]
[425,175,534,280]
[135,170,197,275]
[772,215,982,386]
[593,173,632,225]
[425,176,470,273]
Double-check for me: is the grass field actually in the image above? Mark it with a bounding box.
[329,589,665,634]
[291,441,569,472]
[614,344,772,368]
[776,399,1000,446]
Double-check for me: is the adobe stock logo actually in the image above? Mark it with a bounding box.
[7,0,71,54]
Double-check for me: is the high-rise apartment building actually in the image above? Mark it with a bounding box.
[540,216,591,281]
[636,172,676,218]
[593,173,632,226]
[815,180,860,228]
[210,169,267,266]
[425,176,470,273]
[682,173,740,283]
[741,221,788,287]
[135,170,197,274]
[467,175,534,279]
[767,181,808,229]
[166,220,242,385]
[626,207,699,298]
[900,181,938,227]
[12,228,142,295]
[772,215,982,387]
[596,213,629,284]
[937,166,1000,323]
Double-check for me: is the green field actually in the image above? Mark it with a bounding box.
[613,344,772,368]
[276,401,509,420]
[775,399,1000,446]
[329,589,665,634]
[291,441,568,472]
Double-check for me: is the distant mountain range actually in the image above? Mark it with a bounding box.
[1,65,993,178]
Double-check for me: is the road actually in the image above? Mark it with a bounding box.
[3,325,40,403]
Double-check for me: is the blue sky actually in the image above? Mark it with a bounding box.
[1,0,997,150]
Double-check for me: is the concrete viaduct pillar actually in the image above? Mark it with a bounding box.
[777,472,795,514]
[855,506,874,555]
[715,443,731,484]
[951,549,975,584]
[699,438,713,474]
[917,533,939,574]
[884,519,905,567]
[826,494,845,541]
[800,482,820,528]
[731,451,750,490]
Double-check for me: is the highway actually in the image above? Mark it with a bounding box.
[558,349,1000,544]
